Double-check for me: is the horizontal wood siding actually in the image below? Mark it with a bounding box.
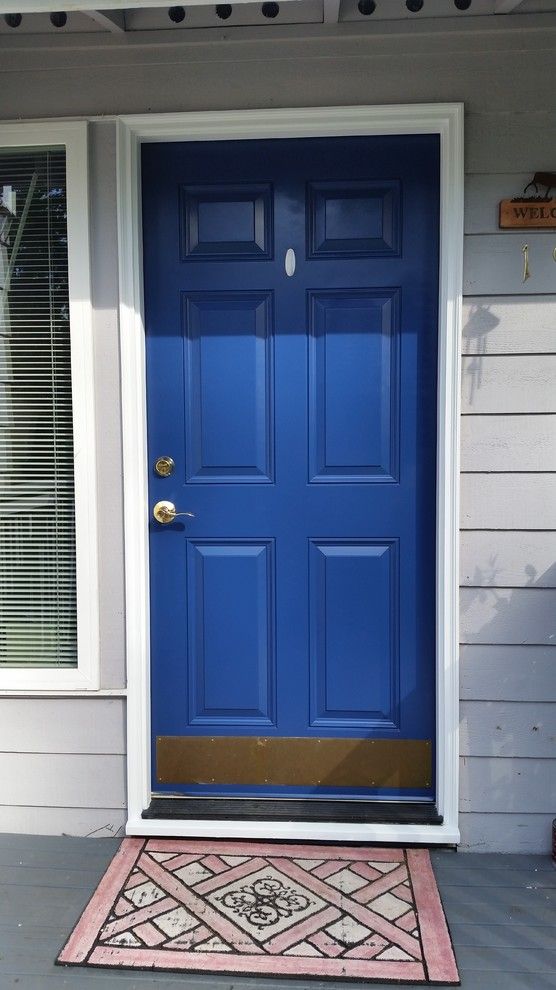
[0,699,125,755]
[0,701,126,836]
[462,297,556,355]
[465,174,531,234]
[0,13,553,850]
[0,753,125,809]
[460,703,555,758]
[461,475,556,529]
[458,813,553,854]
[460,588,556,645]
[459,59,556,850]
[0,807,126,839]
[460,646,556,702]
[464,233,556,295]
[466,109,556,172]
[461,356,556,414]
[460,532,556,587]
[461,416,556,472]
[459,758,555,814]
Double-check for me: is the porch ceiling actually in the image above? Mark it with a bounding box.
[0,0,555,36]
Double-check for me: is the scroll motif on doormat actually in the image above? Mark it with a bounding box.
[57,838,459,984]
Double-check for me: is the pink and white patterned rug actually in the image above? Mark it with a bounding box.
[57,838,459,984]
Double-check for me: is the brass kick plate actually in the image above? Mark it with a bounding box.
[157,736,432,789]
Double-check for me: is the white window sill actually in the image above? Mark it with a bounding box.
[0,685,127,697]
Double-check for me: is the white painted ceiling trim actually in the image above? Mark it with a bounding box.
[84,8,126,29]
[494,0,525,11]
[323,0,341,21]
[0,0,300,11]
[0,0,539,12]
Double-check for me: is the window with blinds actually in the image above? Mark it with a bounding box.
[0,147,77,668]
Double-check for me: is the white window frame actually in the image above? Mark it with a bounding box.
[0,121,99,692]
[119,104,463,846]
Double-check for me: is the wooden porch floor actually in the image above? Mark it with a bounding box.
[0,835,554,989]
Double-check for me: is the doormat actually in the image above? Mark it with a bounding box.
[57,838,459,984]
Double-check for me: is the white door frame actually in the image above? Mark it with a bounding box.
[118,103,463,845]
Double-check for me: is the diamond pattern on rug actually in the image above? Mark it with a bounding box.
[325,866,371,894]
[57,839,460,984]
[123,880,166,909]
[325,917,372,946]
[153,906,198,938]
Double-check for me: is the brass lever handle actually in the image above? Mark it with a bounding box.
[153,501,195,525]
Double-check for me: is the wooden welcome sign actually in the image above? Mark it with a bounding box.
[499,171,556,229]
[500,199,556,229]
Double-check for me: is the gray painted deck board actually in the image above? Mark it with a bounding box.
[0,837,555,990]
[431,851,554,871]
[0,864,118,888]
[449,922,556,949]
[455,946,556,973]
[433,866,556,888]
[439,889,555,927]
[0,836,121,869]
[12,977,556,990]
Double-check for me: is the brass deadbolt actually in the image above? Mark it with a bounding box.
[154,455,175,477]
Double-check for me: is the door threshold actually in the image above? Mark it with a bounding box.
[143,798,442,826]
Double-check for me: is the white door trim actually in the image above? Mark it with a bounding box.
[118,104,463,845]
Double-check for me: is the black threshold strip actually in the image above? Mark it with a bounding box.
[143,798,442,825]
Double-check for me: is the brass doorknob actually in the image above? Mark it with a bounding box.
[153,501,195,525]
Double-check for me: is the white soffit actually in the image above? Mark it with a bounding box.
[0,0,553,35]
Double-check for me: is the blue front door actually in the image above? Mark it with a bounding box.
[143,135,439,806]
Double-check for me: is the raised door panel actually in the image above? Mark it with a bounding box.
[307,180,401,258]
[308,290,400,483]
[187,541,275,726]
[183,292,274,483]
[181,183,272,260]
[309,541,399,730]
